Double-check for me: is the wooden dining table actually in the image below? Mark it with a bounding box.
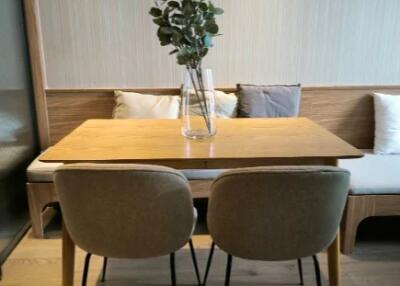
[40,117,363,286]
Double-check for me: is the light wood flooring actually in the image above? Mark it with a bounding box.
[1,234,400,285]
[1,216,400,286]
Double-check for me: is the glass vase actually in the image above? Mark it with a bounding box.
[181,68,216,139]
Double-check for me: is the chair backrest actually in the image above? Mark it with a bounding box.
[207,166,350,261]
[54,163,194,259]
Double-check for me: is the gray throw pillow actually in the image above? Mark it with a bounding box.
[237,84,301,118]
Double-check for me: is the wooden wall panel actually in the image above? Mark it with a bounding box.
[24,0,50,148]
[38,0,400,88]
[47,91,114,144]
[300,88,375,149]
[45,86,400,148]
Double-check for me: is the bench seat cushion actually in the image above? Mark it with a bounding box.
[181,169,225,180]
[29,150,400,195]
[27,156,63,182]
[27,156,224,182]
[339,150,400,195]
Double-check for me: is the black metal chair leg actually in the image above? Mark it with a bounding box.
[101,257,108,282]
[202,242,215,286]
[225,254,233,286]
[297,258,304,285]
[312,255,322,286]
[82,253,92,286]
[170,252,177,286]
[189,239,201,286]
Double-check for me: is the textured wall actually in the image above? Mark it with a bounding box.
[38,0,400,88]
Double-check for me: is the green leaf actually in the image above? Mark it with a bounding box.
[200,48,209,57]
[183,26,194,36]
[172,18,184,25]
[182,1,194,16]
[183,34,194,44]
[193,14,203,25]
[195,25,205,36]
[211,7,224,15]
[157,27,172,44]
[172,32,183,43]
[171,13,184,25]
[172,26,182,33]
[149,7,162,17]
[177,50,190,65]
[204,12,214,20]
[153,17,167,26]
[160,26,174,34]
[169,49,179,55]
[163,7,172,20]
[160,40,171,46]
[172,13,185,19]
[199,2,208,12]
[181,36,192,45]
[168,1,180,8]
[204,21,218,34]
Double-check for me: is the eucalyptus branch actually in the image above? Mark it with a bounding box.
[195,67,210,118]
[187,66,211,132]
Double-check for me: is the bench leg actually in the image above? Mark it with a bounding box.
[341,195,373,254]
[26,183,58,238]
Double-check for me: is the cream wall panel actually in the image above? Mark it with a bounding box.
[38,0,400,88]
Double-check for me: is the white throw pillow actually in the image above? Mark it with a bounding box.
[183,90,238,118]
[374,93,400,154]
[113,91,181,119]
[214,90,238,118]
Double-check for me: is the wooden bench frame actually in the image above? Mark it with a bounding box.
[27,86,400,255]
[26,183,57,238]
[341,195,400,253]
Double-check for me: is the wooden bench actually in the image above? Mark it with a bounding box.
[27,86,400,255]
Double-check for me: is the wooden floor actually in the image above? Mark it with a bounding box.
[1,228,400,286]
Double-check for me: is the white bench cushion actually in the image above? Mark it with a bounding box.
[30,150,400,195]
[27,155,224,182]
[339,150,400,195]
[181,169,225,180]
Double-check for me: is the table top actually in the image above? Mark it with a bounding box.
[39,118,363,168]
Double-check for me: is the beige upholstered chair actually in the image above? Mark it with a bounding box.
[203,166,350,286]
[54,163,201,286]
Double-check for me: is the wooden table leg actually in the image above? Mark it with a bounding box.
[325,158,341,286]
[327,230,340,286]
[62,221,75,286]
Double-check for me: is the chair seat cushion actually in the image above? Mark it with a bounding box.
[339,150,400,195]
[27,154,225,182]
